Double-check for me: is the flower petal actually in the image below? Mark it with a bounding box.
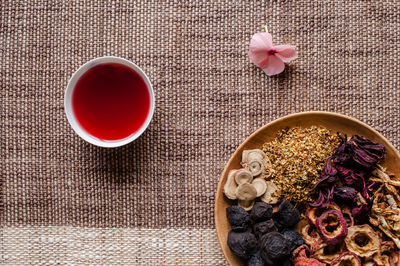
[250,32,273,51]
[262,55,285,76]
[249,51,269,68]
[274,45,297,63]
[248,33,274,68]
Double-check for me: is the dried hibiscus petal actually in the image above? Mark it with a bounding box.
[314,158,338,186]
[344,225,380,258]
[332,133,351,165]
[226,205,251,232]
[227,231,258,259]
[330,251,361,266]
[351,203,371,224]
[336,166,376,202]
[335,165,370,195]
[311,159,337,208]
[348,135,385,169]
[316,209,347,245]
[312,134,385,208]
[333,134,385,169]
[260,232,290,263]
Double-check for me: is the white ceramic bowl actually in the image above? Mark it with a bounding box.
[64,56,155,148]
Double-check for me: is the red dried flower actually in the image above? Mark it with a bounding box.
[311,133,385,208]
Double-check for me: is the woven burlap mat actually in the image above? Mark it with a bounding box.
[1,1,400,265]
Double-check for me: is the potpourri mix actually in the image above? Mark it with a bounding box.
[223,126,400,265]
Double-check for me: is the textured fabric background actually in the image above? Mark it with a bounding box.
[1,0,400,265]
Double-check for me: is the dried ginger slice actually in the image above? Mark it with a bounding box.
[242,149,265,164]
[235,183,257,201]
[251,178,267,197]
[260,181,281,204]
[223,170,238,200]
[234,169,253,185]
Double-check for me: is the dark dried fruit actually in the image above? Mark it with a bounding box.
[333,186,358,206]
[261,254,274,266]
[226,205,251,232]
[227,231,258,259]
[247,252,265,266]
[280,258,293,266]
[282,229,304,252]
[252,220,277,239]
[260,232,290,262]
[330,251,361,266]
[250,202,273,223]
[316,209,347,245]
[274,200,300,229]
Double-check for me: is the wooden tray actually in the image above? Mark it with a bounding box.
[214,111,400,265]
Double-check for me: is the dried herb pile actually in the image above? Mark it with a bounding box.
[223,128,400,265]
[262,126,339,204]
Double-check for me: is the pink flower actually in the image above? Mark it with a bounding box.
[249,32,297,76]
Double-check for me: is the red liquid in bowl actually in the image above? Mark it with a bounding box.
[72,62,150,141]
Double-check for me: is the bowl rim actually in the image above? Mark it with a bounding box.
[214,111,400,265]
[64,56,155,148]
